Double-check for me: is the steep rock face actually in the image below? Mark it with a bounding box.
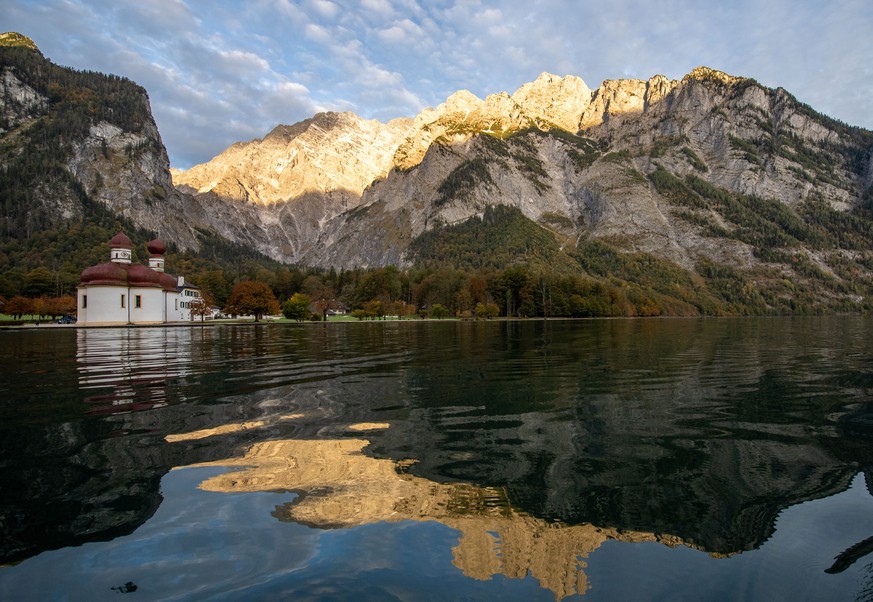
[0,68,46,130]
[0,37,206,244]
[392,73,594,170]
[173,112,414,205]
[173,66,872,278]
[311,131,706,270]
[171,112,415,260]
[392,89,533,170]
[314,68,873,294]
[512,72,592,131]
[576,68,863,210]
[66,120,206,242]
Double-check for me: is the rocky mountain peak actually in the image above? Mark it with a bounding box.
[261,111,364,144]
[684,65,749,86]
[511,72,592,131]
[165,66,873,303]
[393,88,530,169]
[0,32,41,54]
[442,89,482,111]
[432,88,528,131]
[173,108,414,205]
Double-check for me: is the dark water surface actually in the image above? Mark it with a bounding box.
[2,318,873,600]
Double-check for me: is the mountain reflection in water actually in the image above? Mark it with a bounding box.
[175,422,721,599]
[1,318,873,599]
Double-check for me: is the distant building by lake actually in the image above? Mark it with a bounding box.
[76,232,200,325]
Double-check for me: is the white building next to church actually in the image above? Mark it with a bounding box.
[76,232,201,325]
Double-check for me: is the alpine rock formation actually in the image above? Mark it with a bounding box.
[173,67,873,288]
[3,30,873,312]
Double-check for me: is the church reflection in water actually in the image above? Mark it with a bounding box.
[170,420,728,599]
[76,328,194,415]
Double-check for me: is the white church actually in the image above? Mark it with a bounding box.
[76,232,201,325]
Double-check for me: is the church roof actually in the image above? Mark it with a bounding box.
[79,262,166,288]
[147,238,167,255]
[159,272,178,292]
[80,262,129,286]
[109,231,133,249]
[79,232,183,290]
[127,264,163,288]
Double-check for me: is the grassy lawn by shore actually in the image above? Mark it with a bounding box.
[0,313,471,327]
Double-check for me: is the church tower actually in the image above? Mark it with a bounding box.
[147,239,167,272]
[109,232,133,264]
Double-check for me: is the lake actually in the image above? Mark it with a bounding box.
[1,317,873,600]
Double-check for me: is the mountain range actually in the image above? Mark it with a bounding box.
[2,32,873,313]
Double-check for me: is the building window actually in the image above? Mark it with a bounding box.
[175,299,178,310]
[82,295,87,308]
[121,294,126,308]
[135,295,142,309]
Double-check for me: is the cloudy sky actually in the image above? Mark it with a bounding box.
[4,0,872,169]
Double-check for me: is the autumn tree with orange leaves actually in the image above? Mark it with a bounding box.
[224,281,280,322]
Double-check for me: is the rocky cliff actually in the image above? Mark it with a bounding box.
[0,34,205,245]
[173,66,873,307]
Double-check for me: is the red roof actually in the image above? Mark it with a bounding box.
[159,272,178,292]
[80,233,180,290]
[80,262,129,286]
[127,264,163,288]
[147,238,167,255]
[80,262,166,288]
[109,232,133,249]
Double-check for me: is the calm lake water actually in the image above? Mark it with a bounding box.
[1,318,873,600]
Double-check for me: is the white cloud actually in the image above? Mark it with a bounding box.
[377,25,407,43]
[308,0,340,19]
[272,0,307,21]
[4,0,872,169]
[214,48,271,76]
[361,0,394,16]
[377,18,425,44]
[304,23,332,43]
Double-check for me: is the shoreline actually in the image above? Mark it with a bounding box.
[1,313,861,331]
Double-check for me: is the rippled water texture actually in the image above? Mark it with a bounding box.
[1,318,873,600]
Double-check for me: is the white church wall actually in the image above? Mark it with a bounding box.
[128,288,164,324]
[77,285,130,325]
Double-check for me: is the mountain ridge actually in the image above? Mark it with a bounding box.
[174,67,871,274]
[2,30,873,314]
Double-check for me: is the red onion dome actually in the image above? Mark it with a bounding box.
[146,238,167,256]
[159,272,179,292]
[109,232,133,249]
[127,264,163,288]
[80,262,129,286]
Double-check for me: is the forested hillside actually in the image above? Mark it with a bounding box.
[0,44,152,238]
